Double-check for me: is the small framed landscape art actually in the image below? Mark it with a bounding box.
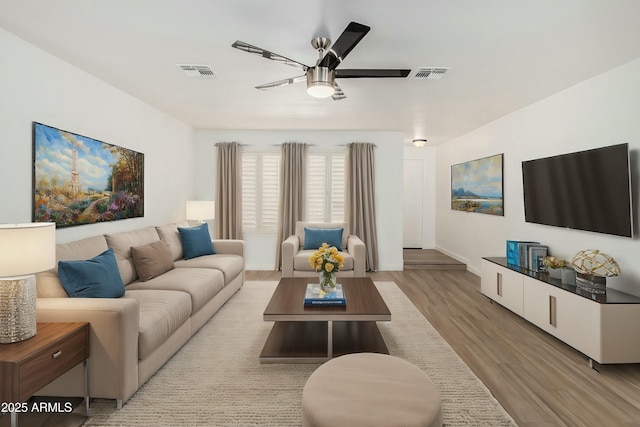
[33,122,144,227]
[451,153,504,216]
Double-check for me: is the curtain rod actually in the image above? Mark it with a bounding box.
[214,142,376,147]
[271,143,317,147]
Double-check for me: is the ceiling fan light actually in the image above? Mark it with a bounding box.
[413,139,427,148]
[307,82,335,98]
[306,66,336,98]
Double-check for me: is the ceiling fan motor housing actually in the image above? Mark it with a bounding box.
[306,66,335,98]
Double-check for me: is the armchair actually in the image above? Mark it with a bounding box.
[281,222,366,277]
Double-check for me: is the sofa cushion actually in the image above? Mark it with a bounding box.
[155,222,190,261]
[131,240,175,281]
[174,254,244,286]
[296,222,349,251]
[58,248,126,298]
[178,224,215,259]
[294,249,354,272]
[37,235,109,298]
[105,227,161,285]
[303,227,344,251]
[126,268,224,314]
[125,289,191,360]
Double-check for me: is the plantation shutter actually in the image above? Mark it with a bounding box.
[241,152,258,232]
[260,153,280,231]
[330,153,345,222]
[241,152,280,233]
[306,153,345,223]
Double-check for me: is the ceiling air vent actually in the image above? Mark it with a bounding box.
[176,64,217,79]
[412,67,450,80]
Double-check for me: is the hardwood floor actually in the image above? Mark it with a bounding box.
[403,248,466,270]
[247,269,640,426]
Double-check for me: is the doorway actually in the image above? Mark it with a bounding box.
[403,159,423,248]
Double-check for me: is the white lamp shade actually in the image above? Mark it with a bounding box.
[186,201,215,221]
[0,222,56,277]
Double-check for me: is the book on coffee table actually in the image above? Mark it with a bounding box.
[304,283,346,306]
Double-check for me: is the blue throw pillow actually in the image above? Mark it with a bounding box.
[178,223,216,259]
[303,227,344,251]
[58,248,125,298]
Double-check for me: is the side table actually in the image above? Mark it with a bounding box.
[0,322,90,427]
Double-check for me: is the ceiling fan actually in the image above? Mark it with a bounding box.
[232,22,411,100]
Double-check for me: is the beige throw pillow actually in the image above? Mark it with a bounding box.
[131,240,175,281]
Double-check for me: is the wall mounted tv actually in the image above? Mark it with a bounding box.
[522,143,633,238]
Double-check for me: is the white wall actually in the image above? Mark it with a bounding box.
[435,58,640,295]
[194,130,404,271]
[0,28,194,243]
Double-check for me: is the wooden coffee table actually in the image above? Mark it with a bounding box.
[260,277,391,363]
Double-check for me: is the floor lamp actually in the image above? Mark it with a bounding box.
[0,222,56,343]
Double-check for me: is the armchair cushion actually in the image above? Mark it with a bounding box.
[303,227,344,251]
[295,222,349,250]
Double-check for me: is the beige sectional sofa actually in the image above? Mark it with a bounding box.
[35,222,244,408]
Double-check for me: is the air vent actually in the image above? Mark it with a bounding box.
[176,64,217,79]
[412,67,450,80]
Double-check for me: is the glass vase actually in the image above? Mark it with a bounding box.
[320,271,337,292]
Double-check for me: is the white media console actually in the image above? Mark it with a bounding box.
[481,257,640,367]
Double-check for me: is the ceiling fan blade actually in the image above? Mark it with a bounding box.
[232,40,309,72]
[336,69,411,78]
[318,22,370,70]
[255,75,306,90]
[332,83,346,101]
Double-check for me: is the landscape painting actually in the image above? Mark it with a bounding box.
[33,122,144,227]
[451,153,503,216]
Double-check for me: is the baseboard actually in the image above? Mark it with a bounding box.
[434,246,468,264]
[433,246,481,275]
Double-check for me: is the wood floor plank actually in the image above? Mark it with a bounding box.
[247,265,640,426]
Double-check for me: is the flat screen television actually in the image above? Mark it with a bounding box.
[522,143,633,238]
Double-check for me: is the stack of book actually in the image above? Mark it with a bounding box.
[304,283,346,306]
[506,240,548,271]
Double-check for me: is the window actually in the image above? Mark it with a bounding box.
[306,152,345,222]
[241,152,280,233]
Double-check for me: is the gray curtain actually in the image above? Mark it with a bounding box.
[276,142,307,269]
[346,142,378,271]
[215,142,242,239]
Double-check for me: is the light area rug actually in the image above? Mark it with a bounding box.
[84,281,516,426]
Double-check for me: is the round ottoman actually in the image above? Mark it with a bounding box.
[302,353,443,427]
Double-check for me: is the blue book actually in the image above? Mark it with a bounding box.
[506,240,539,267]
[304,283,346,306]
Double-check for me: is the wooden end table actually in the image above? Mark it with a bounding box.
[0,322,90,427]
[261,277,391,363]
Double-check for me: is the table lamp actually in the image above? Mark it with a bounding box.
[186,201,215,224]
[0,222,56,343]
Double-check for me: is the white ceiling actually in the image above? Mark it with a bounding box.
[2,0,640,145]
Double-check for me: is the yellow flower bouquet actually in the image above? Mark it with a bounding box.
[308,242,345,291]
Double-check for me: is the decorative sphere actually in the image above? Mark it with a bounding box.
[571,250,621,277]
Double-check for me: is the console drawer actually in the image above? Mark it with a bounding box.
[19,326,88,400]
